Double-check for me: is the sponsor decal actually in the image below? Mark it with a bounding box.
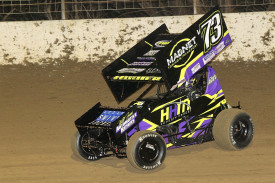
[166,36,197,69]
[198,11,223,53]
[225,38,231,45]
[133,101,145,106]
[117,68,145,74]
[155,40,172,48]
[129,62,153,66]
[142,161,161,170]
[170,78,186,91]
[133,101,145,108]
[191,63,201,74]
[112,76,162,81]
[88,156,98,160]
[208,74,217,85]
[146,143,155,150]
[137,57,155,61]
[116,112,137,133]
[95,110,124,123]
[139,133,157,142]
[160,99,191,124]
[203,50,215,65]
[143,50,160,57]
[215,41,225,55]
[146,68,161,74]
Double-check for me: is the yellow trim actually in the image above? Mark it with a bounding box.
[200,103,219,115]
[224,30,229,37]
[176,25,229,86]
[200,89,224,116]
[176,118,211,139]
[142,118,158,131]
[166,143,173,148]
[181,133,190,138]
[188,132,196,138]
[173,49,195,68]
[200,98,226,116]
[203,89,223,98]
[151,96,185,113]
[170,118,182,125]
[121,59,128,65]
[192,118,206,129]
[170,38,190,56]
[178,52,204,87]
[145,41,153,48]
[203,90,223,105]
[133,101,144,106]
[199,10,223,53]
[208,93,224,105]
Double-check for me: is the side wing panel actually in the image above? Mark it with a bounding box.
[156,6,232,90]
[102,24,169,103]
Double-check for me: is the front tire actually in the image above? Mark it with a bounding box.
[213,109,254,150]
[126,130,166,170]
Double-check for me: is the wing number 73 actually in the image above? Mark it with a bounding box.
[199,12,223,53]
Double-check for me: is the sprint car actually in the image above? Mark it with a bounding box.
[73,6,254,170]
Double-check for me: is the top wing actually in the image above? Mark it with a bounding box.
[102,24,177,103]
[102,6,231,103]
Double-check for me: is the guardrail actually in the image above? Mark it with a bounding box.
[0,0,275,21]
[0,10,274,65]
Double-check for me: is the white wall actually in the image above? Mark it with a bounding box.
[0,11,274,65]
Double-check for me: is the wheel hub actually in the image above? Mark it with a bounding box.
[80,133,104,158]
[139,140,160,163]
[233,120,249,142]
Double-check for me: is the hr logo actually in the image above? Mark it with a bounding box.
[160,99,191,124]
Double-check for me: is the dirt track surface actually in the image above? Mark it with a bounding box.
[1,61,275,183]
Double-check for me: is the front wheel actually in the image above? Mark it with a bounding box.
[213,109,254,150]
[126,130,166,170]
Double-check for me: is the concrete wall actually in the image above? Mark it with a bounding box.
[0,11,274,65]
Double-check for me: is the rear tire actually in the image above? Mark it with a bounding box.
[126,131,166,170]
[213,109,254,150]
[71,131,86,161]
[72,131,103,161]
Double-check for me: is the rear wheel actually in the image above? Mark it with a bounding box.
[126,130,166,170]
[73,131,104,161]
[213,109,254,150]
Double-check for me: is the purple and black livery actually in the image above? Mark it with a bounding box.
[73,6,253,170]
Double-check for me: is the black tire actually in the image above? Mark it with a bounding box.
[126,130,166,170]
[72,131,103,161]
[71,131,87,161]
[213,109,254,150]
